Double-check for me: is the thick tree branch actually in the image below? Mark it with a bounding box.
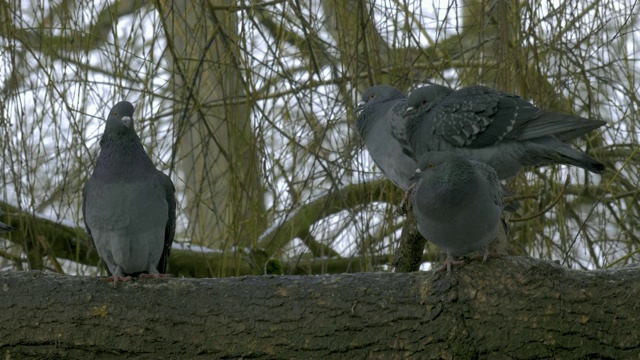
[257,179,404,254]
[1,257,638,358]
[1,200,411,277]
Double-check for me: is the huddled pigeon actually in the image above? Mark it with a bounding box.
[355,85,417,191]
[403,84,606,179]
[0,209,12,232]
[411,151,504,271]
[83,101,176,284]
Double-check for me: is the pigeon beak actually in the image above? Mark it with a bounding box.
[354,103,364,115]
[404,106,416,116]
[121,116,134,129]
[409,168,421,181]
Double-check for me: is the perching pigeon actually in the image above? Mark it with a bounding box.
[403,84,606,179]
[355,85,417,191]
[0,208,12,232]
[83,101,176,284]
[411,151,503,271]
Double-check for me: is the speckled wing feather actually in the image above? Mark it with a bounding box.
[404,84,605,179]
[389,99,415,158]
[433,86,521,148]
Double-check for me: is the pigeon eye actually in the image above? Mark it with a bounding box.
[428,162,435,168]
[369,93,376,99]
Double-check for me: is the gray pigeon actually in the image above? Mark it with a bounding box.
[83,101,176,284]
[411,152,503,271]
[355,85,417,191]
[403,84,606,179]
[0,209,12,232]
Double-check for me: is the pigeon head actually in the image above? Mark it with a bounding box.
[404,85,453,116]
[99,101,143,151]
[355,85,404,115]
[414,152,475,188]
[104,101,136,136]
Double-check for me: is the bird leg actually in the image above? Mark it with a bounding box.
[139,264,172,279]
[437,254,465,272]
[102,275,133,285]
[101,266,132,286]
[397,182,416,215]
[470,247,502,263]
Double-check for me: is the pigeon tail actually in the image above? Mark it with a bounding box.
[500,184,520,212]
[0,215,13,232]
[0,209,13,232]
[511,112,606,142]
[522,137,605,174]
[0,221,12,232]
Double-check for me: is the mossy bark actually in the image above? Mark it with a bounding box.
[1,257,638,359]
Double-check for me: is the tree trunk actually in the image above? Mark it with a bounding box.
[1,257,637,359]
[157,0,265,250]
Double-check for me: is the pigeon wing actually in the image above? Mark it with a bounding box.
[82,179,113,275]
[433,86,518,149]
[470,160,503,208]
[156,171,176,274]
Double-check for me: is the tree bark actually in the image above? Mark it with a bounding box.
[392,210,428,272]
[1,257,638,359]
[156,0,265,249]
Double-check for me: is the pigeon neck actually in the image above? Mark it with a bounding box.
[96,133,154,173]
[418,166,477,217]
[356,97,401,138]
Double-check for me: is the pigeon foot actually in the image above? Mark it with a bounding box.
[437,257,465,272]
[397,182,416,215]
[101,275,133,285]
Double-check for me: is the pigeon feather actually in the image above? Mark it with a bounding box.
[411,152,503,271]
[83,101,175,281]
[404,84,605,179]
[0,208,12,232]
[355,85,417,191]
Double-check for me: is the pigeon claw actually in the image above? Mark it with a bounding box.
[437,257,466,272]
[396,203,408,216]
[397,182,416,215]
[101,275,133,285]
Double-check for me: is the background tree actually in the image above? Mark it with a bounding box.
[0,0,637,276]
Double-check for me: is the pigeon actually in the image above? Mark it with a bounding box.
[83,101,176,284]
[411,151,504,271]
[355,85,417,191]
[403,84,606,179]
[0,208,12,232]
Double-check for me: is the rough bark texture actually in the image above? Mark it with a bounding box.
[1,257,638,359]
[392,211,428,272]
